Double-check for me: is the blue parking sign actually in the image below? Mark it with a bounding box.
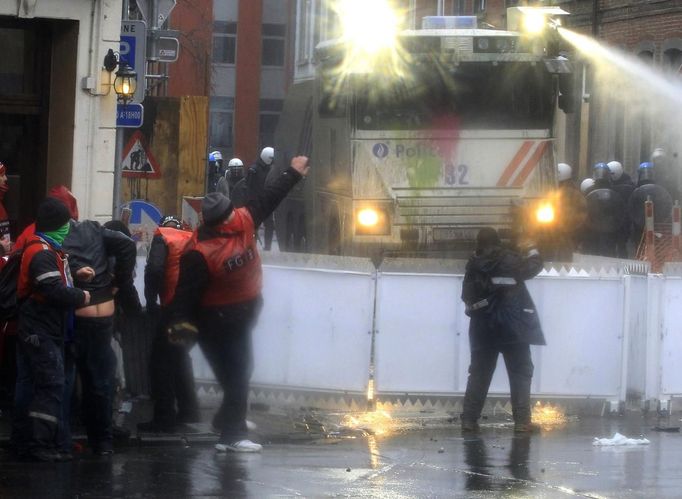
[120,21,146,104]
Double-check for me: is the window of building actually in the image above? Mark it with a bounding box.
[210,97,235,150]
[474,0,486,13]
[213,21,237,64]
[259,99,284,148]
[297,0,312,64]
[663,47,682,74]
[262,23,286,67]
[453,0,468,14]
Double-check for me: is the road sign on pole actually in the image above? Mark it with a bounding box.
[154,37,179,62]
[120,20,147,103]
[116,103,144,128]
[136,0,177,28]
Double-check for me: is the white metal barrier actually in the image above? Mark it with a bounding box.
[131,252,682,411]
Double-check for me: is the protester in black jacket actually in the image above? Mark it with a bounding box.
[247,147,275,250]
[61,207,140,456]
[14,198,90,461]
[460,228,545,434]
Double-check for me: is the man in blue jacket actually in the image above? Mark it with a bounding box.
[460,227,545,433]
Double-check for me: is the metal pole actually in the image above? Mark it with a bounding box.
[113,127,124,219]
[112,0,129,219]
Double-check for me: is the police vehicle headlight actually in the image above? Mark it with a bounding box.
[535,202,555,225]
[355,207,390,235]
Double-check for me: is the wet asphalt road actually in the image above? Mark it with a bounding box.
[0,415,681,498]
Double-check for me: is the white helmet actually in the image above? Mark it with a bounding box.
[607,160,623,181]
[580,178,595,194]
[651,147,666,161]
[557,163,572,182]
[260,147,274,165]
[228,158,243,167]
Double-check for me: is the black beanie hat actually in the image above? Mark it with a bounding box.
[36,197,72,232]
[202,192,233,226]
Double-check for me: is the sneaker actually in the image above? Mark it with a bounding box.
[514,422,541,434]
[215,439,263,453]
[246,420,258,431]
[460,421,480,434]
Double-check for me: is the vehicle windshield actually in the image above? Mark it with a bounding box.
[352,62,554,131]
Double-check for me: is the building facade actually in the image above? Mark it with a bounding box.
[0,0,122,230]
[209,0,295,165]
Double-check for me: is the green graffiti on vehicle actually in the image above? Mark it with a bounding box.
[406,156,440,188]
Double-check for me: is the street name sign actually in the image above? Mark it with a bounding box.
[116,103,144,128]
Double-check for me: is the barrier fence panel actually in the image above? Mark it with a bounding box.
[658,277,682,401]
[249,254,375,393]
[374,267,464,394]
[526,277,625,398]
[622,275,649,404]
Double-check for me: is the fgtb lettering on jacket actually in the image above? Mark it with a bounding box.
[194,208,262,306]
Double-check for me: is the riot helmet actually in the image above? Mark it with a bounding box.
[593,162,611,187]
[227,158,244,181]
[159,215,182,229]
[580,178,595,194]
[557,163,572,183]
[637,161,655,186]
[260,147,274,166]
[209,150,224,174]
[607,161,623,182]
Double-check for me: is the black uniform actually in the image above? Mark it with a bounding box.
[460,235,545,428]
[612,173,635,258]
[247,158,275,250]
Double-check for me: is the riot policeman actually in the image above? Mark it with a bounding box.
[607,161,635,258]
[583,163,625,257]
[208,151,224,193]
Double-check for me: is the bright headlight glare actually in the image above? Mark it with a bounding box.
[535,203,555,224]
[523,11,547,34]
[358,208,380,227]
[336,0,400,56]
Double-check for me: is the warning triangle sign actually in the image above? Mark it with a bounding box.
[121,130,162,179]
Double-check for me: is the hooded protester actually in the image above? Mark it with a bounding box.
[0,162,11,256]
[13,198,90,461]
[460,228,545,434]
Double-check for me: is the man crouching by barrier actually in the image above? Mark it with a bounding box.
[169,155,310,453]
[460,227,545,434]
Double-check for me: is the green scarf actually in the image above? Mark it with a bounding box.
[43,222,70,246]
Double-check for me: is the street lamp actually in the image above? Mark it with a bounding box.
[103,48,138,104]
[113,63,137,104]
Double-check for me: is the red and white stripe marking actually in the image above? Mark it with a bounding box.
[496,141,549,188]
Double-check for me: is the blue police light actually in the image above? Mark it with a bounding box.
[421,16,477,29]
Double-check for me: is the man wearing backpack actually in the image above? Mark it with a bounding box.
[15,198,90,461]
[460,227,545,434]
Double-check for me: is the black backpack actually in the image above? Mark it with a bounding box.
[0,241,43,322]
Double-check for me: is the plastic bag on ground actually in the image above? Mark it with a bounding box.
[593,432,650,446]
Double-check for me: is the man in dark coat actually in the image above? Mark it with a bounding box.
[460,227,545,433]
[247,147,275,250]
